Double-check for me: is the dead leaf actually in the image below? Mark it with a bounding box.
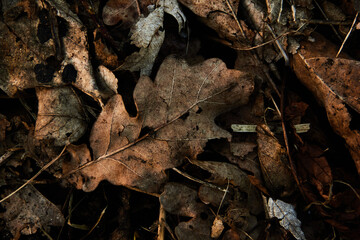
[292,32,360,174]
[119,0,186,75]
[0,185,65,237]
[35,86,87,146]
[93,29,120,69]
[296,144,332,199]
[96,65,118,99]
[267,198,306,240]
[211,216,224,238]
[67,56,254,193]
[179,0,253,48]
[0,0,103,100]
[190,160,250,192]
[257,124,295,197]
[0,114,10,142]
[102,0,140,27]
[160,182,213,240]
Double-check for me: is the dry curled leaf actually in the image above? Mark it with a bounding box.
[257,124,295,197]
[119,0,186,75]
[0,185,65,238]
[292,32,360,175]
[67,56,254,193]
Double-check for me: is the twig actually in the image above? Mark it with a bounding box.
[157,204,166,240]
[336,12,359,58]
[314,0,343,42]
[172,167,227,192]
[266,23,289,65]
[0,144,68,203]
[225,0,246,38]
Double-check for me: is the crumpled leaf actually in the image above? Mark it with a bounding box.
[0,185,65,237]
[292,32,360,175]
[35,86,87,146]
[257,124,295,197]
[66,56,254,192]
[119,0,186,75]
[160,182,213,240]
[268,198,306,240]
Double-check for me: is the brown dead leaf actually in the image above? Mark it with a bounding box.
[190,160,250,192]
[0,185,65,237]
[160,182,213,240]
[35,87,87,146]
[179,0,253,48]
[292,32,360,174]
[0,0,102,100]
[0,114,10,142]
[102,0,140,27]
[296,144,332,199]
[67,56,254,193]
[257,124,295,197]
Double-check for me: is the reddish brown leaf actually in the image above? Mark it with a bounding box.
[160,182,213,240]
[296,144,332,199]
[102,0,140,27]
[0,185,64,237]
[257,124,295,197]
[66,56,254,192]
[292,32,360,175]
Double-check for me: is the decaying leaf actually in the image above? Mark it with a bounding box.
[296,144,332,199]
[119,0,186,75]
[0,114,10,142]
[292,32,360,175]
[257,124,295,197]
[66,56,254,192]
[96,65,118,99]
[179,0,253,48]
[35,86,87,146]
[1,0,103,99]
[190,160,250,192]
[102,0,140,27]
[160,182,213,240]
[268,198,306,240]
[0,185,65,237]
[211,216,224,238]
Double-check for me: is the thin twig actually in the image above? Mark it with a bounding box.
[314,0,343,41]
[336,12,359,58]
[0,144,68,203]
[172,167,228,192]
[225,0,246,38]
[157,204,166,240]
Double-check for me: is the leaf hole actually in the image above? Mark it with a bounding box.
[179,112,189,120]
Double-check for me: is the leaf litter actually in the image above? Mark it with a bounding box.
[1,0,360,239]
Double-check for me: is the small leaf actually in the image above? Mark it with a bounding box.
[268,198,306,240]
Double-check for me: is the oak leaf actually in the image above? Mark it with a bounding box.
[66,56,254,193]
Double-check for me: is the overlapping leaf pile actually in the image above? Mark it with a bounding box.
[1,0,360,239]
